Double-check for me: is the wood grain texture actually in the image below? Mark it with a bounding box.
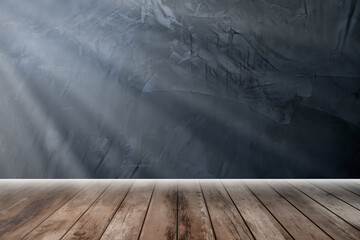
[178,180,215,240]
[268,180,360,240]
[311,180,360,210]
[222,180,292,240]
[332,180,360,196]
[0,181,84,240]
[289,180,360,230]
[61,180,133,240]
[100,180,155,240]
[139,180,178,240]
[245,180,331,240]
[0,180,359,240]
[200,180,254,240]
[0,180,30,202]
[0,180,60,211]
[23,181,110,240]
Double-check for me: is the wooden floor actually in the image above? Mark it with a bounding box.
[0,180,359,240]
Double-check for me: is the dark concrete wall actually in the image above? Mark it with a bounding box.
[0,0,359,178]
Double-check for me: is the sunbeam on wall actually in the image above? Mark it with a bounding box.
[0,0,359,178]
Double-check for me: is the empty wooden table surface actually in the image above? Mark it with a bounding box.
[0,180,359,240]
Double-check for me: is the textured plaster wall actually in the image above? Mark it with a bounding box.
[0,0,359,178]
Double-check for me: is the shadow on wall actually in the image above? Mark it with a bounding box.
[0,0,359,178]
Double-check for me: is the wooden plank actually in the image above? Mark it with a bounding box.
[139,180,177,240]
[222,180,292,240]
[62,180,133,240]
[0,180,85,239]
[200,180,254,240]
[178,180,215,240]
[100,180,155,240]
[23,180,110,240]
[245,180,331,240]
[332,180,360,196]
[0,180,59,210]
[0,180,27,201]
[268,180,360,240]
[289,180,360,231]
[311,180,360,210]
